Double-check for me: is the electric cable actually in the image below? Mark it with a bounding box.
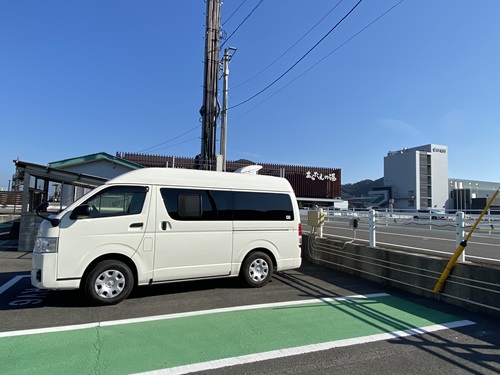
[221,0,265,48]
[230,0,404,122]
[231,0,344,91]
[228,0,364,110]
[140,136,200,154]
[136,0,400,156]
[136,124,200,153]
[134,1,342,154]
[222,0,248,26]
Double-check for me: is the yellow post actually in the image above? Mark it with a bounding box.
[433,187,500,294]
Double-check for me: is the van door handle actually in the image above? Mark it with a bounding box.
[130,222,143,228]
[161,221,172,230]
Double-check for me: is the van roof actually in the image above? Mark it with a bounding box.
[106,168,294,193]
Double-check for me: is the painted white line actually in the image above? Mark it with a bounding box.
[374,242,450,255]
[0,275,30,295]
[133,320,476,375]
[466,255,500,264]
[0,293,390,338]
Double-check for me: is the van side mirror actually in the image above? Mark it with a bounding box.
[35,202,60,227]
[70,204,92,220]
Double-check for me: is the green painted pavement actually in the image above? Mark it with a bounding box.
[0,295,463,374]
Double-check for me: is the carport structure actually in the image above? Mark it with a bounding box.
[12,160,107,252]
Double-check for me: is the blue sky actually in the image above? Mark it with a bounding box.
[1,0,499,189]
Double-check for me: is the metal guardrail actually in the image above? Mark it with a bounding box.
[302,208,500,262]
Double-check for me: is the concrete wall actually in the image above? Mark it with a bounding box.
[18,213,44,252]
[303,235,500,319]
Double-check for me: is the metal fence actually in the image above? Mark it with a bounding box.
[0,192,22,214]
[303,208,500,263]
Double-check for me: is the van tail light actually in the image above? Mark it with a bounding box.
[298,223,302,248]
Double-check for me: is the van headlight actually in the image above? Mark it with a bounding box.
[34,237,58,253]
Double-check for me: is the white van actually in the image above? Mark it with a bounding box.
[31,168,302,305]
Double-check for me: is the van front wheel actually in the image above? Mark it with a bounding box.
[84,260,133,305]
[241,252,273,288]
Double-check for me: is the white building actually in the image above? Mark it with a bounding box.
[384,144,449,210]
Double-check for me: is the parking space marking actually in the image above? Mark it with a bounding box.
[0,292,389,338]
[0,293,475,375]
[0,275,29,295]
[141,320,474,375]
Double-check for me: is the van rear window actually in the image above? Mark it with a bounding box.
[160,188,293,221]
[233,192,294,221]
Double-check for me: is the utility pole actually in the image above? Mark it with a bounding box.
[198,0,221,170]
[220,47,237,172]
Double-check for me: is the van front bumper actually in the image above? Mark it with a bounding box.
[31,253,80,290]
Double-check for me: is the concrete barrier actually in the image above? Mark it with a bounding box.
[303,235,500,319]
[0,215,20,239]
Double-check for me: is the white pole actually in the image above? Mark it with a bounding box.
[369,209,376,247]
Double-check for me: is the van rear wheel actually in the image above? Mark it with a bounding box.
[241,252,273,288]
[84,260,133,305]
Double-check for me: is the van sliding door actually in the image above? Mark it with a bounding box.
[153,188,233,281]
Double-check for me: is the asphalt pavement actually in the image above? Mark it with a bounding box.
[1,251,499,374]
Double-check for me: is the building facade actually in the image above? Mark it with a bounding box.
[448,178,500,213]
[117,152,342,208]
[384,144,449,210]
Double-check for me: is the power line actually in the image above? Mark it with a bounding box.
[136,124,200,153]
[136,0,400,157]
[141,136,200,154]
[221,0,265,49]
[135,1,358,155]
[228,0,364,110]
[222,0,248,26]
[230,0,405,123]
[231,0,345,91]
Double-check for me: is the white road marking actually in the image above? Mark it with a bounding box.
[0,293,389,338]
[134,320,476,375]
[0,275,29,295]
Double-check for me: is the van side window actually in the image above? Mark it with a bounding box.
[234,192,294,221]
[84,186,148,218]
[160,188,293,221]
[210,190,233,220]
[178,194,202,218]
[161,188,222,221]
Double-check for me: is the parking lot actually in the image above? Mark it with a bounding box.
[1,251,499,374]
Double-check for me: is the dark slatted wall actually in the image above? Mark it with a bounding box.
[118,152,341,199]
